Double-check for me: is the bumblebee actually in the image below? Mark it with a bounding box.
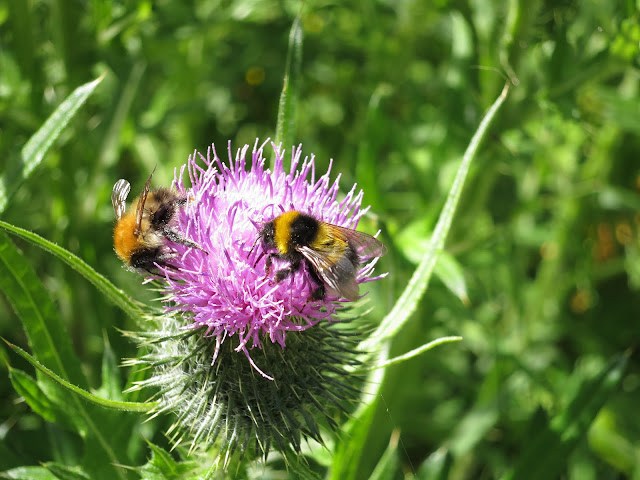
[111,169,204,272]
[259,210,386,301]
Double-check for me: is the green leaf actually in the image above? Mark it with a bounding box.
[395,219,470,304]
[355,84,394,212]
[338,84,510,480]
[369,431,400,480]
[360,83,510,352]
[98,62,146,169]
[135,442,199,480]
[274,11,303,156]
[0,230,86,388]
[0,220,146,321]
[5,340,158,413]
[415,448,453,480]
[3,352,135,480]
[95,334,124,402]
[434,253,469,305]
[0,229,145,479]
[43,464,92,480]
[330,346,388,480]
[0,76,103,214]
[0,466,58,480]
[330,395,378,480]
[9,367,75,428]
[501,353,628,480]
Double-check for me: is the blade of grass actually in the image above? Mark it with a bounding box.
[360,336,462,372]
[273,10,303,157]
[330,345,389,480]
[0,75,104,214]
[0,220,146,321]
[369,430,401,480]
[99,61,146,169]
[0,230,86,387]
[82,61,147,216]
[337,85,509,479]
[416,448,454,480]
[7,0,37,89]
[5,340,157,413]
[0,232,130,479]
[96,334,123,401]
[360,83,510,352]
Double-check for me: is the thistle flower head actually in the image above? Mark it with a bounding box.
[159,139,382,378]
[130,139,385,462]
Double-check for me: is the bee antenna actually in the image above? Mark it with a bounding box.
[248,235,264,267]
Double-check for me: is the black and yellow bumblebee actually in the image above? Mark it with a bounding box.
[259,210,386,301]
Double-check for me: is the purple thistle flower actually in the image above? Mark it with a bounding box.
[159,139,384,379]
[127,139,386,459]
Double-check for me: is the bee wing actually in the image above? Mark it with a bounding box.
[324,223,387,259]
[111,179,131,220]
[298,242,360,301]
[299,223,386,300]
[134,167,156,236]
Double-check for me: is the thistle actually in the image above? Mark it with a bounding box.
[128,139,385,462]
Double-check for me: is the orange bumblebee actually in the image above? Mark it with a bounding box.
[111,169,204,272]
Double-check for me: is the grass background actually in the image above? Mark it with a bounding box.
[1,0,640,478]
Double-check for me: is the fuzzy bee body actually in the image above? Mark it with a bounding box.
[111,170,204,272]
[259,210,386,301]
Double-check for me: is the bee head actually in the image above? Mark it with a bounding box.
[259,221,276,248]
[246,220,274,268]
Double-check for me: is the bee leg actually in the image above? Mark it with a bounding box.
[264,253,293,280]
[264,254,275,276]
[162,227,208,253]
[274,256,301,282]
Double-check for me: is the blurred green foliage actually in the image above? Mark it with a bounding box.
[1,0,640,478]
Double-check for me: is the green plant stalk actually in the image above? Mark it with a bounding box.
[361,83,510,352]
[5,340,158,413]
[274,10,303,160]
[361,336,463,372]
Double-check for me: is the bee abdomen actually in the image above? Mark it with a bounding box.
[346,241,359,264]
[130,246,164,270]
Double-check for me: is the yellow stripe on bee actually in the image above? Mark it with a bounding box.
[313,223,349,258]
[313,222,336,247]
[273,210,301,254]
